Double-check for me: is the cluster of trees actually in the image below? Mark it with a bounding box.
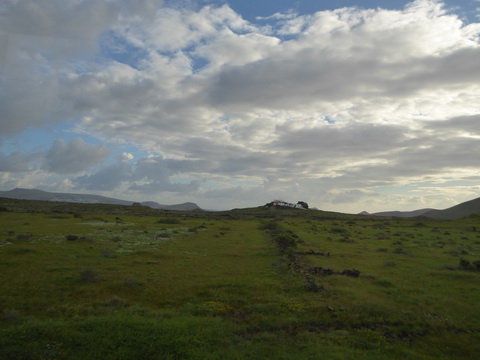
[264,200,309,209]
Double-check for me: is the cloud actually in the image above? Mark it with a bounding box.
[132,4,256,56]
[128,156,204,194]
[74,161,132,191]
[0,0,163,136]
[73,154,204,194]
[324,189,372,205]
[256,10,298,21]
[0,0,163,40]
[426,114,480,135]
[43,138,109,174]
[270,123,407,159]
[120,152,134,161]
[0,152,37,172]
[0,77,65,136]
[132,156,207,179]
[129,180,201,193]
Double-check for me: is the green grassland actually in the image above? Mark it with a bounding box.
[0,198,479,359]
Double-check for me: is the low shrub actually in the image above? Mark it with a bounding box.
[106,296,128,308]
[459,258,480,271]
[80,269,98,283]
[157,218,181,224]
[123,278,142,287]
[383,261,396,267]
[275,234,297,253]
[2,308,21,322]
[259,221,281,232]
[100,249,116,258]
[459,258,471,269]
[16,234,33,241]
[330,227,349,234]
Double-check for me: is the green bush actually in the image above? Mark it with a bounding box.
[259,221,281,232]
[275,234,297,253]
[16,234,33,241]
[80,269,98,283]
[157,218,181,224]
[459,258,471,269]
[330,227,349,234]
[460,258,480,271]
[474,260,480,271]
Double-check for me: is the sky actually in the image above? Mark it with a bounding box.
[1,0,480,213]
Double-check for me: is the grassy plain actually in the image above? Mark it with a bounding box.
[0,198,479,359]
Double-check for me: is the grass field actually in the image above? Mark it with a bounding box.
[0,198,479,359]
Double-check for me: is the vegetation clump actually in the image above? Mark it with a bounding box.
[304,275,323,292]
[16,234,33,241]
[459,258,480,271]
[157,218,181,224]
[260,221,298,254]
[79,269,98,283]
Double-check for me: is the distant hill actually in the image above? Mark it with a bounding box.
[0,188,201,211]
[422,197,480,220]
[371,208,436,218]
[366,196,480,220]
[140,201,201,211]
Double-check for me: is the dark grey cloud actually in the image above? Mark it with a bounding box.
[0,0,162,41]
[43,138,109,174]
[73,155,204,194]
[425,114,480,135]
[270,123,406,157]
[325,189,371,205]
[0,77,65,136]
[0,0,116,40]
[320,135,480,187]
[207,53,383,111]
[393,137,480,171]
[129,180,201,193]
[74,161,132,191]
[383,48,480,97]
[134,156,209,179]
[0,152,37,172]
[206,46,480,113]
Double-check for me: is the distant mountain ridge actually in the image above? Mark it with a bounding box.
[370,208,436,218]
[140,201,200,211]
[2,188,479,219]
[0,188,201,211]
[422,197,480,220]
[366,196,480,220]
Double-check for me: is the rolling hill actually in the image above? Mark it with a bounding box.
[423,196,480,219]
[370,208,436,218]
[367,196,480,220]
[0,188,201,211]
